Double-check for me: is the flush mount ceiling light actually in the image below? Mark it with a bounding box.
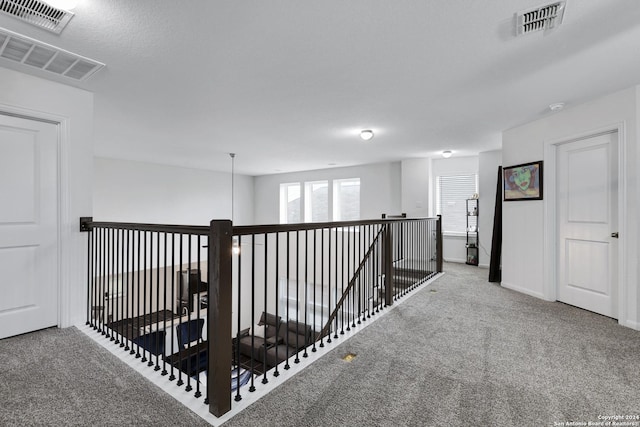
[360,130,374,141]
[549,102,565,111]
[442,150,453,158]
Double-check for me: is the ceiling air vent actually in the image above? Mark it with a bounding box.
[0,0,74,34]
[517,2,566,36]
[0,27,104,81]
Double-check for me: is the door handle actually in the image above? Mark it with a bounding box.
[611,232,619,238]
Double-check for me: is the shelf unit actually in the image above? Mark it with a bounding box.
[466,198,479,266]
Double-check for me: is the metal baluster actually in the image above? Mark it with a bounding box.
[142,231,149,364]
[333,227,338,340]
[262,232,269,384]
[235,236,239,402]
[135,230,142,358]
[273,232,280,377]
[176,233,183,386]
[169,232,176,381]
[319,227,326,347]
[248,233,256,392]
[127,230,134,354]
[119,229,126,347]
[113,228,120,344]
[284,231,291,370]
[346,226,351,332]
[358,224,362,325]
[312,228,318,352]
[302,228,309,357]
[352,225,357,328]
[86,227,92,326]
[99,228,105,334]
[161,232,168,376]
[185,233,193,392]
[340,227,345,336]
[153,231,160,370]
[294,230,300,364]
[194,233,202,396]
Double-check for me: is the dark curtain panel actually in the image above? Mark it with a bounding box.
[489,166,502,282]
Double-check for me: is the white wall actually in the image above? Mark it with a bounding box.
[253,162,402,224]
[94,157,254,226]
[0,67,94,327]
[502,86,639,330]
[401,158,431,217]
[478,150,502,268]
[431,156,479,264]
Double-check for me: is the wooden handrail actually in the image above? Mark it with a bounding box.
[232,217,439,236]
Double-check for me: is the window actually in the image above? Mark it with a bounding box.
[304,181,329,222]
[280,178,361,223]
[436,174,478,234]
[333,178,360,221]
[280,183,301,224]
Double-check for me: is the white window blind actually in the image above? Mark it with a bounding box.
[436,174,478,233]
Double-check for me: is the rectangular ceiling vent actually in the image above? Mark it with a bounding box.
[0,0,74,34]
[0,27,104,81]
[517,2,566,36]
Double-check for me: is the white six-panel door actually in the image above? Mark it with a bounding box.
[556,132,618,318]
[0,114,58,339]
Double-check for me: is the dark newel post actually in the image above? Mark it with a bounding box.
[436,215,443,273]
[208,220,232,417]
[384,224,394,306]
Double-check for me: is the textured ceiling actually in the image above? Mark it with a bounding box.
[1,0,639,175]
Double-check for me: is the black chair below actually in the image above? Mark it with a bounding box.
[173,319,206,376]
[176,318,205,349]
[132,330,166,356]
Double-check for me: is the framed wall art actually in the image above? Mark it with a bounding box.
[503,161,543,201]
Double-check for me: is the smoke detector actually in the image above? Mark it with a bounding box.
[0,27,104,81]
[0,0,75,34]
[517,2,566,36]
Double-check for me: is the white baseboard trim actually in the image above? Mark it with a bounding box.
[622,319,640,331]
[501,282,545,300]
[444,258,466,264]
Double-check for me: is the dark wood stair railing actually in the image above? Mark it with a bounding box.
[82,215,442,419]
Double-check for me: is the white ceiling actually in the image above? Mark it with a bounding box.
[1,0,639,175]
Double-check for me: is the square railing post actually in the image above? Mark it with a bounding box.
[208,220,232,417]
[384,223,394,306]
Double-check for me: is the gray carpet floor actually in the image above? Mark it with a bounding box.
[0,326,211,426]
[222,262,640,427]
[2,263,639,427]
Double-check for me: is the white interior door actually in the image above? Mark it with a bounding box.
[0,114,58,339]
[556,132,618,318]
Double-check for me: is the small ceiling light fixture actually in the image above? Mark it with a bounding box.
[549,102,565,112]
[360,130,374,141]
[442,150,453,158]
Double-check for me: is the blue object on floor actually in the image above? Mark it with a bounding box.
[231,368,251,391]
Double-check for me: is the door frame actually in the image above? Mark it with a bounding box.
[0,104,71,329]
[543,122,627,324]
